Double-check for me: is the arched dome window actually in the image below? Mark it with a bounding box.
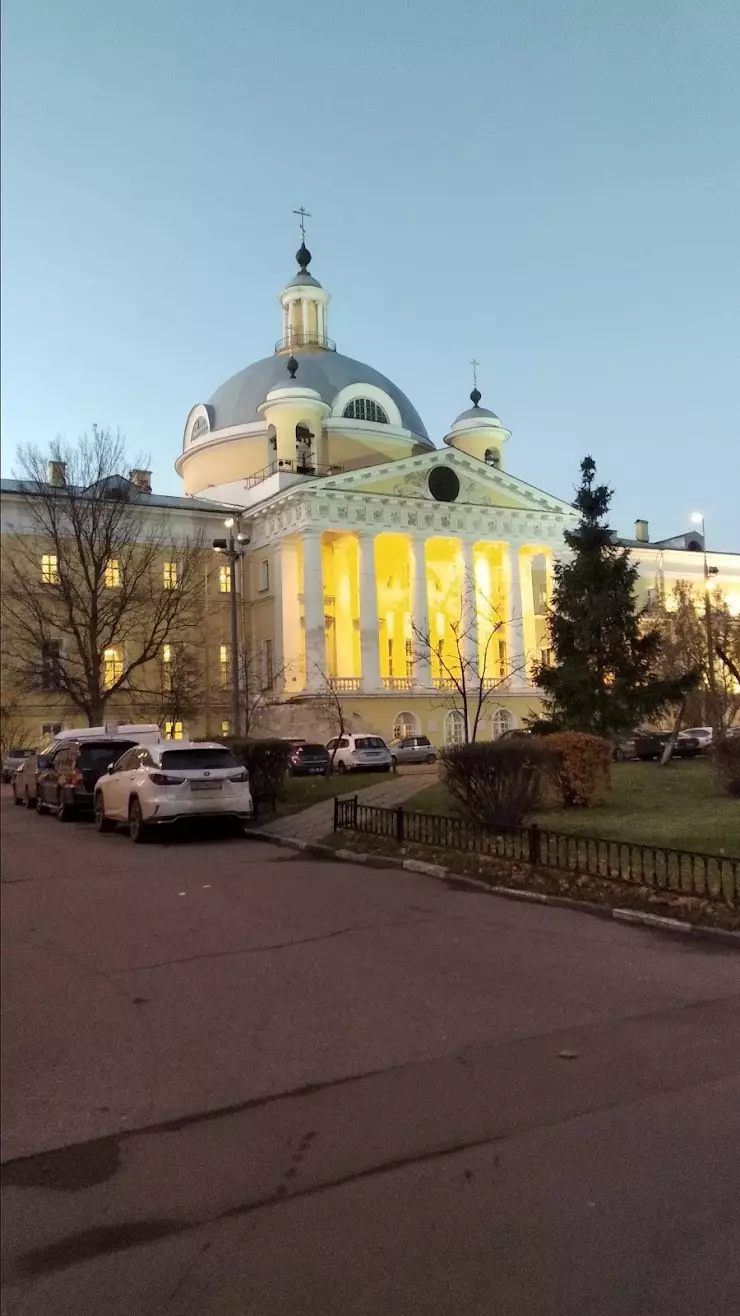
[343,398,389,424]
[484,447,500,468]
[492,708,515,740]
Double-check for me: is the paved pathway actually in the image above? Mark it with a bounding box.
[261,768,436,842]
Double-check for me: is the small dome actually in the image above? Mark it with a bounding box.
[453,404,500,424]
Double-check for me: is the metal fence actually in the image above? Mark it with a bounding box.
[333,796,739,910]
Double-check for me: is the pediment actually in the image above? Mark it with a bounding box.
[319,449,574,517]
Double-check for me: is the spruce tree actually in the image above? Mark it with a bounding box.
[532,456,690,738]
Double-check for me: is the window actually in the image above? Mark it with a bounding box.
[160,748,238,771]
[103,646,123,688]
[219,564,231,593]
[484,448,500,468]
[220,720,232,737]
[41,553,59,584]
[492,708,515,740]
[163,720,184,740]
[162,642,174,689]
[342,398,389,424]
[41,640,63,691]
[444,710,466,746]
[258,559,270,592]
[262,639,274,690]
[42,722,62,739]
[534,585,548,614]
[497,639,508,678]
[104,559,121,588]
[405,639,413,678]
[164,561,179,590]
[220,643,230,686]
[393,711,420,740]
[539,647,553,668]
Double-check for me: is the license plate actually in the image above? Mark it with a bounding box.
[191,781,222,792]
[309,767,323,774]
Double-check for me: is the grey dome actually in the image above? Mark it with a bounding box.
[208,349,430,440]
[283,270,323,288]
[454,405,500,423]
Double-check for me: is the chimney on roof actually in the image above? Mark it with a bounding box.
[47,460,66,487]
[634,519,649,543]
[129,468,152,493]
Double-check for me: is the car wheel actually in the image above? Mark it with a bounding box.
[25,788,34,809]
[36,794,48,815]
[95,793,115,833]
[425,753,437,764]
[391,756,398,768]
[336,761,346,774]
[13,785,23,806]
[57,792,75,822]
[128,797,149,843]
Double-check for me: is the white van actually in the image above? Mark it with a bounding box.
[41,723,162,751]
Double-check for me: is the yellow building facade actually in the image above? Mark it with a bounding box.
[2,236,739,747]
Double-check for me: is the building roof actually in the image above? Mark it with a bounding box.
[453,404,501,423]
[0,478,238,516]
[207,348,430,440]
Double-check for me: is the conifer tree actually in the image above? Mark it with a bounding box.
[531,457,690,737]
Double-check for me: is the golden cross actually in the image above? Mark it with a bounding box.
[293,207,311,241]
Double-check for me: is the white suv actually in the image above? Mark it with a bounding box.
[94,741,252,841]
[326,734,392,774]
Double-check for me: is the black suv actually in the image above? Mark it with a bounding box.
[35,738,138,820]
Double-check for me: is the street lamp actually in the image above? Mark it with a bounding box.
[212,518,250,738]
[691,512,720,731]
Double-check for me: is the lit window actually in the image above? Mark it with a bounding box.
[262,639,274,690]
[342,398,389,424]
[164,561,178,589]
[220,643,230,685]
[104,559,121,588]
[103,646,123,688]
[42,722,63,739]
[220,720,231,736]
[497,639,508,678]
[405,639,413,678]
[41,554,59,584]
[164,720,184,740]
[162,643,174,689]
[259,559,270,592]
[219,564,231,593]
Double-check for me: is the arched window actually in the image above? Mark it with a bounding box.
[393,710,419,740]
[343,398,389,424]
[492,708,515,740]
[484,447,500,468]
[444,710,466,747]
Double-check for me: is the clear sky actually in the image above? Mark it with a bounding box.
[2,0,739,548]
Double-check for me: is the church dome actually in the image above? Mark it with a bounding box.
[208,348,429,440]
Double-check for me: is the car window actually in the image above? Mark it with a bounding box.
[53,745,75,767]
[300,744,327,753]
[338,738,350,749]
[79,741,137,773]
[10,748,35,758]
[400,739,413,748]
[160,748,238,771]
[111,747,139,772]
[417,736,430,746]
[326,739,336,750]
[355,737,386,749]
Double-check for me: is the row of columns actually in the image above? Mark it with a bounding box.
[281,531,534,693]
[281,298,326,343]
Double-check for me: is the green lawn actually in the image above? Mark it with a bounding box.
[402,761,740,857]
[266,770,393,819]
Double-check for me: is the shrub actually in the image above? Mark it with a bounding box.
[545,731,612,807]
[715,735,740,798]
[440,739,551,827]
[221,738,290,803]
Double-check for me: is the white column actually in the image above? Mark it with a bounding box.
[357,532,381,692]
[504,544,526,686]
[302,530,325,690]
[410,536,431,687]
[460,540,478,673]
[301,297,309,339]
[317,302,325,342]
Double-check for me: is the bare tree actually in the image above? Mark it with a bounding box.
[302,667,351,770]
[145,641,205,732]
[2,429,204,726]
[411,586,523,743]
[654,581,740,731]
[238,640,287,739]
[0,697,28,759]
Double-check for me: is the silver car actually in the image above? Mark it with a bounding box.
[1,747,35,784]
[388,735,438,766]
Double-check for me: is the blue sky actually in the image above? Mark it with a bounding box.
[3,0,739,548]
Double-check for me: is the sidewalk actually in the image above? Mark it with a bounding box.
[261,769,435,843]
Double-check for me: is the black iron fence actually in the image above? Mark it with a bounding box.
[333,796,739,910]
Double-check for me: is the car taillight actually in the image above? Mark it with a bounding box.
[228,769,248,782]
[149,772,183,785]
[71,767,83,786]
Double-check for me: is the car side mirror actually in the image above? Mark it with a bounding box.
[107,763,115,774]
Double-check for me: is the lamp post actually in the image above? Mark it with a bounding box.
[692,512,720,732]
[213,518,250,738]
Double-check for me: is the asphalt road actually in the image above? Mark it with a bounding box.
[2,786,739,1314]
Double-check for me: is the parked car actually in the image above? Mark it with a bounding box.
[612,735,637,761]
[326,734,392,773]
[94,741,253,842]
[2,747,36,783]
[35,738,140,819]
[288,743,331,776]
[678,726,713,752]
[388,735,438,766]
[12,751,49,808]
[633,731,702,761]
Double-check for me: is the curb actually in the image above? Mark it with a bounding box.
[244,828,740,948]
